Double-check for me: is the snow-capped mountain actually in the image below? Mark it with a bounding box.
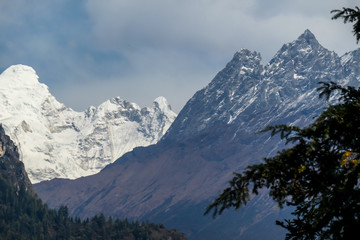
[0,65,176,183]
[163,30,343,143]
[35,30,360,239]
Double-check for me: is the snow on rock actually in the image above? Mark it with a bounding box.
[0,65,177,183]
[163,29,360,143]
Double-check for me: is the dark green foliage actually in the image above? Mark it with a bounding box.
[331,6,360,43]
[205,83,360,239]
[0,176,185,239]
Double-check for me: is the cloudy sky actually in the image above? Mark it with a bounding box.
[0,0,359,113]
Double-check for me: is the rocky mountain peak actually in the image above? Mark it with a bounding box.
[279,29,321,53]
[218,49,263,86]
[162,49,264,143]
[163,30,345,144]
[271,30,325,62]
[264,29,342,98]
[297,29,318,44]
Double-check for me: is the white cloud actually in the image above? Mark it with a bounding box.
[84,0,358,60]
[80,0,360,112]
[1,0,359,113]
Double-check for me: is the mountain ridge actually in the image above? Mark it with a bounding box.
[0,65,177,183]
[35,30,360,239]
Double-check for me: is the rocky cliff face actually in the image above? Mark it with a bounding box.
[0,124,34,195]
[34,30,360,239]
[0,65,176,183]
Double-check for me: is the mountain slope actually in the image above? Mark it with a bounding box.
[35,30,360,239]
[0,65,176,183]
[0,124,34,196]
[0,124,186,240]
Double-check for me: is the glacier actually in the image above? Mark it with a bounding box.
[0,65,177,183]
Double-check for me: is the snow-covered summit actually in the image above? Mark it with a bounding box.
[153,96,176,117]
[0,65,58,111]
[1,65,39,85]
[296,29,318,44]
[163,29,359,143]
[0,65,177,183]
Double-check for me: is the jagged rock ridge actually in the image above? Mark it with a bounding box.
[0,65,177,183]
[163,30,342,144]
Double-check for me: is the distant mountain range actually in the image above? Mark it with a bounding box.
[0,65,176,183]
[32,30,360,239]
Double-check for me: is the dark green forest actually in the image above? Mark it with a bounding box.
[0,175,185,240]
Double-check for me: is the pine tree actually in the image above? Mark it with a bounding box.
[206,6,360,239]
[206,83,360,239]
[331,6,360,43]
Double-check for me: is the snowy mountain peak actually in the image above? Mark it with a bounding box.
[153,96,169,108]
[339,48,360,86]
[234,48,260,59]
[209,49,263,91]
[0,65,177,183]
[153,96,176,117]
[266,29,341,92]
[2,64,37,78]
[162,49,264,142]
[0,64,54,104]
[341,48,360,65]
[231,49,261,67]
[297,29,317,43]
[271,29,324,63]
[0,64,41,87]
[294,29,323,53]
[100,97,141,113]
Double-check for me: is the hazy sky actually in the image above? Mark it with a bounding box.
[0,0,359,113]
